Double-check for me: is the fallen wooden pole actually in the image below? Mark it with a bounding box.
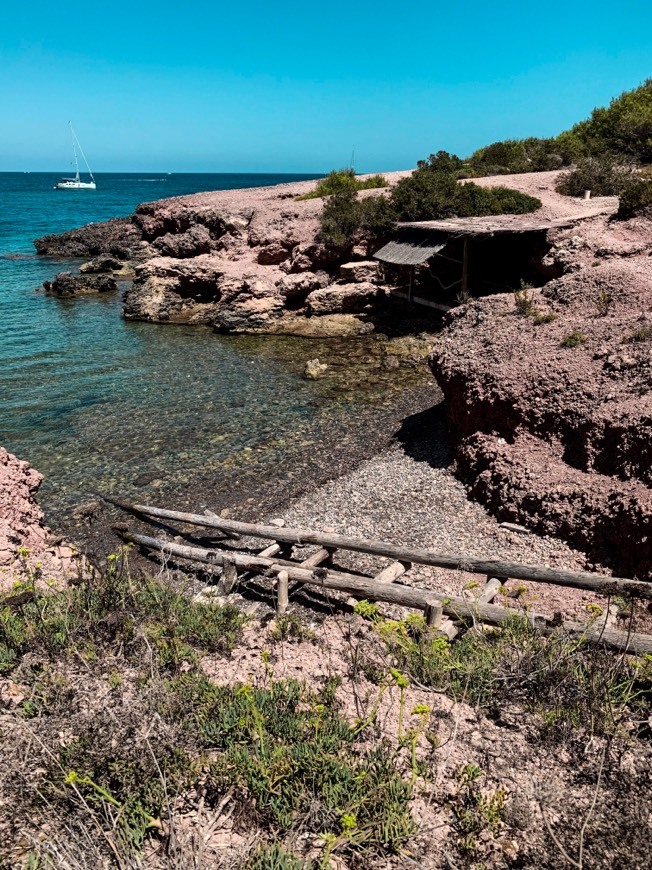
[105,497,652,601]
[117,529,652,655]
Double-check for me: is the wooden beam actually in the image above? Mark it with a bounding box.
[117,529,652,655]
[374,561,410,584]
[461,236,469,299]
[478,577,503,605]
[277,570,289,615]
[106,498,652,601]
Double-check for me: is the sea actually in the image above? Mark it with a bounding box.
[0,172,427,532]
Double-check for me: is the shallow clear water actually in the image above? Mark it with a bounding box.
[0,172,427,528]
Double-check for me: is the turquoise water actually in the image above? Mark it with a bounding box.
[0,172,424,528]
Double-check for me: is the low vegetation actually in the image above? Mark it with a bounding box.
[296,168,387,201]
[617,179,652,218]
[555,156,636,197]
[2,551,651,868]
[560,330,588,348]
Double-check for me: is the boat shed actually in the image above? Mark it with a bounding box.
[373,214,574,310]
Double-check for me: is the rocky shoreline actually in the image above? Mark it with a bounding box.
[429,173,652,580]
[35,172,412,338]
[32,169,652,580]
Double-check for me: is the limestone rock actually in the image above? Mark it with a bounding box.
[306,282,380,315]
[257,241,291,265]
[79,255,123,273]
[152,225,213,258]
[276,271,330,302]
[303,359,328,379]
[339,260,380,283]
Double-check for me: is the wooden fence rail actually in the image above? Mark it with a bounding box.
[106,497,652,601]
[117,528,652,655]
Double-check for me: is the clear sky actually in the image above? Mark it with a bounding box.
[1,0,651,173]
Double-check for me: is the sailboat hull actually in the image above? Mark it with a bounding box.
[54,180,96,190]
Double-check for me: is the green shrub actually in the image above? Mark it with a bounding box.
[0,554,247,674]
[318,188,361,250]
[416,150,465,175]
[297,169,387,201]
[568,78,652,163]
[624,324,652,343]
[617,180,652,218]
[556,157,635,197]
[560,331,588,348]
[389,170,540,222]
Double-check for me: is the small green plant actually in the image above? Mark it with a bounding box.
[533,311,558,325]
[513,282,537,316]
[595,289,613,316]
[452,764,507,854]
[246,842,309,869]
[354,599,380,621]
[269,613,313,643]
[296,168,388,201]
[624,325,652,343]
[560,330,588,348]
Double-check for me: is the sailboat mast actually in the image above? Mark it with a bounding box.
[69,122,80,181]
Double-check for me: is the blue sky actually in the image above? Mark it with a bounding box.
[1,0,651,172]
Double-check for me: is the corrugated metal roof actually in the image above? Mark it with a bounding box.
[373,230,447,265]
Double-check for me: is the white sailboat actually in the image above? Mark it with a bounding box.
[54,123,96,190]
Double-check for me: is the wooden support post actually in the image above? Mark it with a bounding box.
[346,559,410,607]
[424,599,443,628]
[408,265,414,304]
[461,237,469,299]
[258,543,281,558]
[221,557,238,594]
[277,569,289,615]
[375,560,411,584]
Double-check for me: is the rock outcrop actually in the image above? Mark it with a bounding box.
[0,448,78,589]
[43,272,118,296]
[429,176,652,578]
[35,217,142,259]
[35,173,412,336]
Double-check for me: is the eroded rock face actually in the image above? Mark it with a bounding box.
[0,448,78,589]
[339,260,381,283]
[79,255,123,274]
[429,214,652,578]
[43,272,118,295]
[35,217,142,259]
[152,225,213,258]
[306,282,381,314]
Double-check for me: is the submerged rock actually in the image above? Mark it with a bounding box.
[303,359,328,379]
[43,272,118,296]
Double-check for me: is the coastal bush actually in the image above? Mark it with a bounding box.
[560,330,588,348]
[389,169,541,222]
[318,188,395,250]
[555,156,635,197]
[568,78,652,163]
[616,179,652,218]
[467,137,567,176]
[318,188,362,250]
[0,551,247,674]
[296,168,387,201]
